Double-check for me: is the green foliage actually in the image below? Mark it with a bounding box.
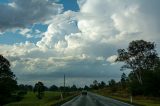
[88,80,106,90]
[116,40,159,84]
[98,81,106,89]
[18,84,33,91]
[5,91,79,106]
[92,80,99,90]
[5,91,62,106]
[84,85,90,90]
[70,84,77,91]
[108,79,117,92]
[49,85,58,91]
[129,69,160,96]
[0,55,18,105]
[116,40,160,96]
[34,82,45,99]
[120,73,127,89]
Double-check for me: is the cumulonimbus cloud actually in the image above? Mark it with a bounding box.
[1,0,160,86]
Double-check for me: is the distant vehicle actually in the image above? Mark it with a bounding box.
[81,90,87,95]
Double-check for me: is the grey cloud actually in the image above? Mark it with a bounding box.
[1,0,160,86]
[0,0,63,31]
[19,56,121,77]
[14,58,123,87]
[6,56,21,62]
[139,0,160,35]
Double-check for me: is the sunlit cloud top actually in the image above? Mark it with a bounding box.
[0,0,160,86]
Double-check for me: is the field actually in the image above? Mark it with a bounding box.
[94,89,160,106]
[5,91,75,106]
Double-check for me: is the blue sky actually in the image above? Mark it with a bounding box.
[59,0,79,11]
[0,0,9,3]
[0,0,79,45]
[0,0,160,87]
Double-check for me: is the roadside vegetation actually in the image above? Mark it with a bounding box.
[5,91,78,106]
[0,54,80,105]
[1,40,160,106]
[89,40,160,106]
[2,80,80,106]
[5,91,60,106]
[94,88,160,106]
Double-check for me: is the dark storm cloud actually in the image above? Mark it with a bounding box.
[14,57,123,80]
[15,60,123,87]
[0,0,63,31]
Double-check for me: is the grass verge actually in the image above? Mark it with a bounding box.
[5,91,78,106]
[51,93,78,106]
[94,89,160,106]
[108,95,160,106]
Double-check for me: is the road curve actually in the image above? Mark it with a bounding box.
[61,92,134,106]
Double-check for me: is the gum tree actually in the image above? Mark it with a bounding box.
[116,40,159,84]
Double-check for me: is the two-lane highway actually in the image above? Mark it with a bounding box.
[61,92,134,106]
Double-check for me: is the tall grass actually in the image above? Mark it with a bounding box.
[5,91,61,106]
[5,91,79,106]
[94,88,160,106]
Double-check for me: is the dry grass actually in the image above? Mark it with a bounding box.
[94,88,160,106]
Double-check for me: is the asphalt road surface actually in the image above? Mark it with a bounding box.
[61,92,134,106]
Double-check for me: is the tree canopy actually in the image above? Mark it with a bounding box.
[34,81,45,99]
[0,55,17,105]
[116,40,159,84]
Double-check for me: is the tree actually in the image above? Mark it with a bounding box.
[84,85,90,90]
[108,79,117,92]
[98,81,106,88]
[108,79,116,86]
[120,73,127,88]
[116,40,159,84]
[0,55,17,105]
[49,85,58,91]
[93,80,98,89]
[18,84,33,91]
[34,81,45,99]
[71,84,77,91]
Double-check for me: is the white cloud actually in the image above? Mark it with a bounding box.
[19,28,32,38]
[36,11,79,49]
[35,29,41,34]
[106,55,117,64]
[96,56,105,61]
[1,0,160,86]
[77,0,86,8]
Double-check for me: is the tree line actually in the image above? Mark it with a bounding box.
[89,40,160,97]
[79,40,160,97]
[1,40,160,105]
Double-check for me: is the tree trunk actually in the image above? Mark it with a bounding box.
[135,70,143,85]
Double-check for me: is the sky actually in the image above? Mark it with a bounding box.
[0,0,160,87]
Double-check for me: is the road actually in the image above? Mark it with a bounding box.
[61,92,134,106]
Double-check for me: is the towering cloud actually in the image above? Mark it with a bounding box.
[0,0,160,86]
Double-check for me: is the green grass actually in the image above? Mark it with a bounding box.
[5,91,62,106]
[108,95,160,106]
[94,89,160,106]
[51,94,78,106]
